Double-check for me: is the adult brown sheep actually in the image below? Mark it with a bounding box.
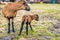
[2,0,30,33]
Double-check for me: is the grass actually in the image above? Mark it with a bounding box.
[30,4,60,10]
[16,4,60,40]
[0,4,60,40]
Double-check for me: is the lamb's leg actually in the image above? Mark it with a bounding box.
[12,18,15,32]
[29,23,33,31]
[7,18,10,33]
[26,21,29,35]
[19,21,24,35]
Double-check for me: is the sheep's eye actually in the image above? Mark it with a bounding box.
[23,2,25,4]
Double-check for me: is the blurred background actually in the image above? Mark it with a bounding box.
[0,0,60,4]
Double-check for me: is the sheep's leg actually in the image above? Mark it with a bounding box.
[19,21,24,35]
[26,21,29,35]
[29,23,33,31]
[8,18,10,33]
[12,18,15,32]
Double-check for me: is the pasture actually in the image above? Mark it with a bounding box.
[0,4,60,40]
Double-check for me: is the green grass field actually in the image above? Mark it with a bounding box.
[0,4,60,40]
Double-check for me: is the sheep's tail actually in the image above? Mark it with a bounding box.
[0,2,8,4]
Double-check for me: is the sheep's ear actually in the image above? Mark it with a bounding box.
[20,0,23,1]
[18,0,23,2]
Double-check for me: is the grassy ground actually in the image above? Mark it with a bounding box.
[0,4,60,40]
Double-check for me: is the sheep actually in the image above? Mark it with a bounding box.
[2,0,30,33]
[19,14,39,35]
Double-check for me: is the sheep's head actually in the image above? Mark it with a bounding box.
[17,0,30,11]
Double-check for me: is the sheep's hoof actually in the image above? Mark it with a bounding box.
[26,33,28,35]
[8,32,10,34]
[12,31,15,33]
